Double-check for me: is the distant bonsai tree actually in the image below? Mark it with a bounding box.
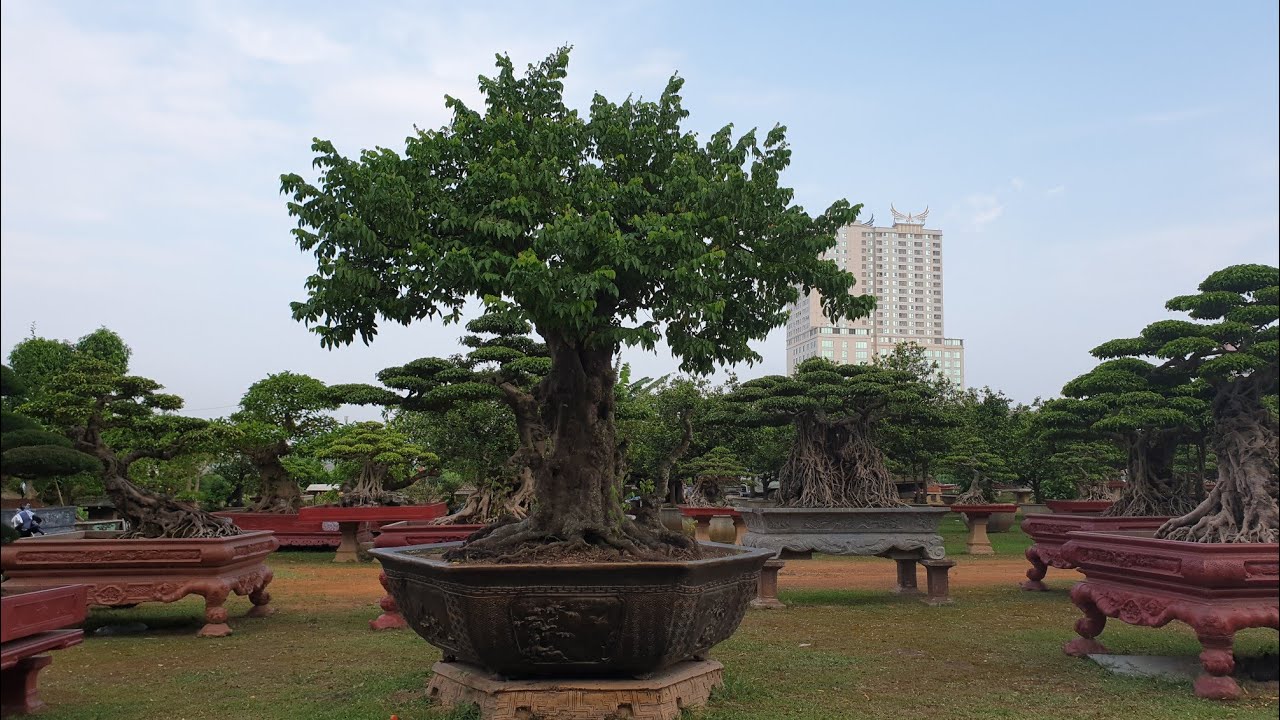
[1037,358,1207,518]
[328,314,548,523]
[943,434,1016,504]
[282,48,870,561]
[229,372,339,513]
[1043,441,1123,501]
[615,370,703,519]
[1,365,101,500]
[724,358,940,508]
[20,357,237,538]
[1093,264,1277,543]
[310,422,440,507]
[678,446,749,507]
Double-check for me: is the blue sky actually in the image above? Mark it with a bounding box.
[2,0,1277,418]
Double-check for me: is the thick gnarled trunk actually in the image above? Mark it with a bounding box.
[1103,432,1197,517]
[247,444,301,513]
[1158,375,1279,543]
[778,416,904,508]
[448,340,692,562]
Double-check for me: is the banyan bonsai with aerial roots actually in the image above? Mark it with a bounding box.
[281,48,873,562]
[722,358,942,508]
[1092,264,1278,544]
[1037,359,1208,518]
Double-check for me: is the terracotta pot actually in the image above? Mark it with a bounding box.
[215,511,347,548]
[1060,530,1279,700]
[372,541,772,678]
[0,531,278,638]
[736,506,949,560]
[708,516,736,543]
[374,521,484,548]
[1044,499,1115,515]
[960,509,1017,533]
[1019,514,1169,591]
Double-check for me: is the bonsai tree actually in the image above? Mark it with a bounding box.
[942,434,1016,504]
[615,370,702,518]
[19,356,238,538]
[309,422,440,507]
[724,359,940,508]
[1093,264,1277,543]
[677,446,750,507]
[1,365,101,500]
[1043,441,1123,501]
[327,313,549,522]
[282,48,871,560]
[1037,358,1206,517]
[228,371,339,512]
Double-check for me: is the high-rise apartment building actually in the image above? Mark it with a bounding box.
[785,206,966,385]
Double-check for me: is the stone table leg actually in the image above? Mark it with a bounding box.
[921,559,956,606]
[198,585,233,638]
[1063,583,1109,656]
[247,588,274,619]
[0,653,53,715]
[333,521,363,562]
[894,558,920,595]
[1193,629,1241,700]
[1020,545,1049,591]
[964,515,994,554]
[370,571,409,630]
[692,517,711,542]
[751,559,786,609]
[733,516,747,545]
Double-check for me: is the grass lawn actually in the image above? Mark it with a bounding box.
[29,514,1279,720]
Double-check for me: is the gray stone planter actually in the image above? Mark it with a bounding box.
[1,506,78,536]
[735,506,949,560]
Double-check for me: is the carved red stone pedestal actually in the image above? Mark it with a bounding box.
[1060,530,1279,700]
[950,504,1017,554]
[297,504,448,562]
[1044,500,1115,515]
[214,512,347,548]
[1,585,88,716]
[1019,514,1169,591]
[368,522,483,630]
[679,506,746,544]
[0,531,279,638]
[427,659,724,720]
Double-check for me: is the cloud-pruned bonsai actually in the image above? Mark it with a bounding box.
[281,49,871,561]
[1093,264,1277,544]
[1037,358,1207,518]
[943,433,1016,505]
[327,313,548,523]
[229,371,339,513]
[20,356,238,539]
[723,359,939,508]
[2,365,101,501]
[308,421,439,507]
[678,446,750,507]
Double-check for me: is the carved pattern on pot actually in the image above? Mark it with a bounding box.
[510,596,622,664]
[94,584,126,605]
[233,541,278,557]
[1071,547,1181,573]
[18,549,204,564]
[1245,560,1280,578]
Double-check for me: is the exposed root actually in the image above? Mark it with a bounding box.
[954,482,988,505]
[106,475,241,539]
[1102,433,1197,518]
[431,468,534,526]
[247,496,300,514]
[1157,375,1278,544]
[778,417,905,508]
[442,515,699,564]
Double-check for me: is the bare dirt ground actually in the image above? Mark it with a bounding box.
[777,555,1033,591]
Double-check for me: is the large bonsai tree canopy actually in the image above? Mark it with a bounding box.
[1093,264,1277,543]
[20,356,238,539]
[328,313,548,523]
[724,358,940,508]
[230,371,339,513]
[282,48,871,561]
[1037,358,1207,517]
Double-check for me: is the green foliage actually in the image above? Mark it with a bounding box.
[1,363,102,494]
[282,48,872,373]
[679,446,749,483]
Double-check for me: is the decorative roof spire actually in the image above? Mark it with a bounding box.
[890,204,929,225]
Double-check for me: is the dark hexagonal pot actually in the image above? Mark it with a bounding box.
[371,541,772,678]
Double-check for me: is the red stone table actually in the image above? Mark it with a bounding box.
[1,585,88,715]
[214,512,347,548]
[297,504,448,562]
[679,506,746,544]
[1019,513,1169,591]
[949,504,1018,554]
[369,522,483,630]
[1044,499,1115,515]
[1060,530,1279,700]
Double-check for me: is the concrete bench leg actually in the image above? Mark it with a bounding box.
[894,558,920,595]
[751,559,786,609]
[921,559,956,606]
[0,654,53,715]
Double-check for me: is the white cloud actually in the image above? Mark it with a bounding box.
[962,193,1005,229]
[1045,184,1066,196]
[1010,177,1025,191]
